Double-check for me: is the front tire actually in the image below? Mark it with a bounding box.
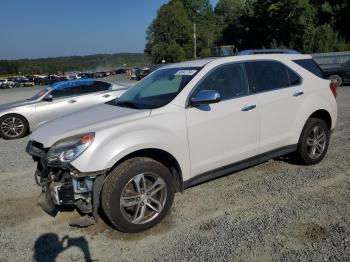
[0,114,29,140]
[101,157,175,233]
[296,118,330,165]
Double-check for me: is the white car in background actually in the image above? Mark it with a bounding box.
[0,79,127,139]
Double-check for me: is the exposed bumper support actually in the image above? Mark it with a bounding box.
[26,140,108,224]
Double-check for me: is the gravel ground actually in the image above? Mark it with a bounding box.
[0,83,349,261]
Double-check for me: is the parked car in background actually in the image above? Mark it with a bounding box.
[136,68,151,80]
[0,79,128,139]
[68,74,81,80]
[34,76,45,85]
[0,79,15,89]
[13,76,35,87]
[115,69,126,74]
[78,72,93,79]
[322,59,350,87]
[130,68,141,80]
[94,72,104,78]
[26,54,337,232]
[150,64,166,73]
[37,75,61,86]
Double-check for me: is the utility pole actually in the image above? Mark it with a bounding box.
[193,23,197,59]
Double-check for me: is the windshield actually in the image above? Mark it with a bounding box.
[29,86,52,101]
[114,67,201,109]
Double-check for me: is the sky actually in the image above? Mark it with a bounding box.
[0,0,218,60]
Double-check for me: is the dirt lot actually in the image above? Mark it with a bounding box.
[0,82,350,261]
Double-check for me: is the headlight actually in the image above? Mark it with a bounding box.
[47,133,94,164]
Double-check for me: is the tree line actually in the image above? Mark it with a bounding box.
[0,53,150,76]
[145,0,350,63]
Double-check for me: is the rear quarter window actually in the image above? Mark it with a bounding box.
[293,59,324,78]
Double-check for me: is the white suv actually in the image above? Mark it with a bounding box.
[26,54,337,232]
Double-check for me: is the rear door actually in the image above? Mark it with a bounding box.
[245,60,304,154]
[71,80,115,106]
[186,62,259,176]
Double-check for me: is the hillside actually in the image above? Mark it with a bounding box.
[0,53,150,76]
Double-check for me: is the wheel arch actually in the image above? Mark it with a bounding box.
[107,148,184,193]
[308,109,332,129]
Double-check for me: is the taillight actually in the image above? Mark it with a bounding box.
[330,82,337,97]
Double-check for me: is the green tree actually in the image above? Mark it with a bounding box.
[214,0,350,53]
[215,0,246,24]
[179,0,220,56]
[145,1,193,63]
[214,0,253,49]
[303,24,349,53]
[310,0,350,41]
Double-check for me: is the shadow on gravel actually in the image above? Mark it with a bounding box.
[33,233,92,262]
[275,153,303,166]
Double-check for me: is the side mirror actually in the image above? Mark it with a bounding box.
[190,90,221,106]
[43,94,53,102]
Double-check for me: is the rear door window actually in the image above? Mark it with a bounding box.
[73,81,111,96]
[293,59,324,78]
[245,61,290,93]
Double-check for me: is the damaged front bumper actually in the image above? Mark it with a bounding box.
[26,140,107,219]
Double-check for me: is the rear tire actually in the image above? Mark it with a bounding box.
[101,157,175,233]
[0,114,29,140]
[296,118,330,165]
[329,74,342,87]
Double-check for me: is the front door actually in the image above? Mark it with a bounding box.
[186,63,260,176]
[35,85,82,125]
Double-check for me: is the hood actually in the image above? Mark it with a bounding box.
[0,99,37,112]
[30,103,151,147]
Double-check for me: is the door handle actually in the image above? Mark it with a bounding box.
[103,94,111,98]
[241,104,256,111]
[68,99,77,104]
[293,91,304,97]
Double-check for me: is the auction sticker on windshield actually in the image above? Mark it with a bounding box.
[175,70,197,76]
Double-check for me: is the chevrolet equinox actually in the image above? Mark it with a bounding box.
[26,54,337,233]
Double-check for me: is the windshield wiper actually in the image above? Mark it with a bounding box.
[116,101,139,109]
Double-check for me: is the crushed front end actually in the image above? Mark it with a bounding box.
[26,135,107,223]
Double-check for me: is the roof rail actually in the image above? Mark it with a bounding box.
[236,49,302,55]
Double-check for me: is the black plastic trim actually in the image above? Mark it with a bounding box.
[183,144,297,189]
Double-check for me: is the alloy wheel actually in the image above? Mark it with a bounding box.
[1,117,25,138]
[329,75,342,87]
[306,125,326,159]
[120,172,167,224]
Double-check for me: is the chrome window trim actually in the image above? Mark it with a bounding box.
[244,59,303,96]
[186,59,303,108]
[186,61,250,108]
[47,81,113,101]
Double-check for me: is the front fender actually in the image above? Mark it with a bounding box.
[71,114,191,180]
[0,106,37,132]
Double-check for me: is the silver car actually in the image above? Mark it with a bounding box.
[0,79,127,139]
